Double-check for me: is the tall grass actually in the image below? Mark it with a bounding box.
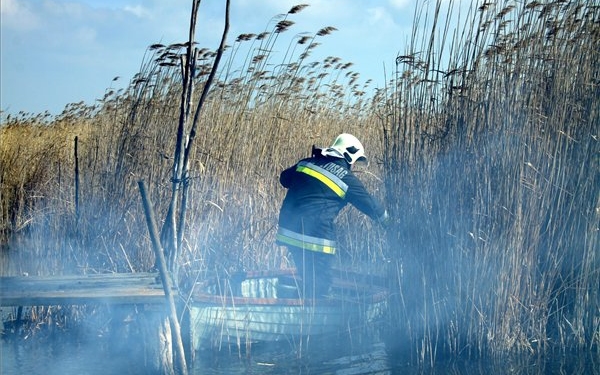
[380,0,599,361]
[0,0,597,364]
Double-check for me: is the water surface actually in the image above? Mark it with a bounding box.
[2,332,598,374]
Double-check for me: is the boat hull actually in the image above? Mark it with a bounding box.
[191,301,354,348]
[190,269,388,350]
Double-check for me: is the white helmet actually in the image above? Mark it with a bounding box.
[330,133,367,164]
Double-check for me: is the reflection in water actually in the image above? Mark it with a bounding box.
[1,331,597,375]
[193,341,599,375]
[5,335,160,375]
[193,338,391,374]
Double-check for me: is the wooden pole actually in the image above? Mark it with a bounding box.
[138,180,188,375]
[74,136,80,222]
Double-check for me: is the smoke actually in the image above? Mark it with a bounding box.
[0,304,155,375]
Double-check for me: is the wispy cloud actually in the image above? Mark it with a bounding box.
[124,4,151,19]
[366,6,397,28]
[388,0,410,9]
[1,0,41,31]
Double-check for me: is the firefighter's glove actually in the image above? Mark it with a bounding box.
[378,210,392,228]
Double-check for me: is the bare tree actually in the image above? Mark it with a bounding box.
[162,0,231,284]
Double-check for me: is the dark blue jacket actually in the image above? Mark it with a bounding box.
[276,149,385,255]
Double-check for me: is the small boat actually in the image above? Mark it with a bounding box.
[189,268,388,351]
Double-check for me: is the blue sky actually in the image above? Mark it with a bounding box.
[1,0,465,117]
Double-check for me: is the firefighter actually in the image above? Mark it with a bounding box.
[276,133,389,298]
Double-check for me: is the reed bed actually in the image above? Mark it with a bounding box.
[380,0,599,363]
[1,0,598,365]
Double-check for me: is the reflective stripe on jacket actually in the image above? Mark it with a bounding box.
[276,227,337,254]
[296,161,348,198]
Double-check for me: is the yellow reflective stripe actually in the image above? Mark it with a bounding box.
[297,163,347,198]
[276,230,337,255]
[277,234,336,254]
[298,165,345,197]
